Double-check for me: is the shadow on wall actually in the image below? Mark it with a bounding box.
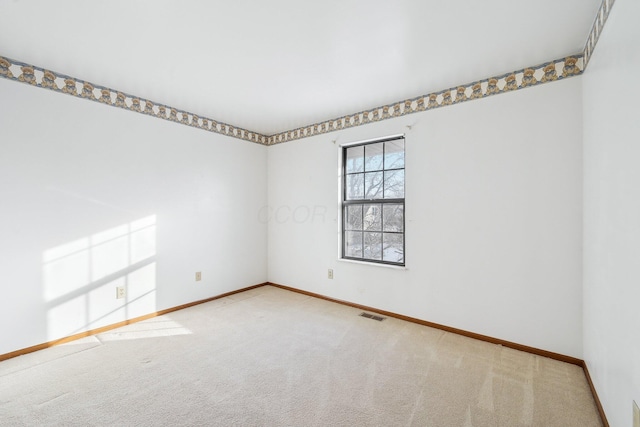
[42,215,158,341]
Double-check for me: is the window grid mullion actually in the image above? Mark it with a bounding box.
[382,142,386,199]
[360,202,364,258]
[343,199,404,205]
[346,166,403,175]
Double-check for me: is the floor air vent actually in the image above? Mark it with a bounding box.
[360,312,386,321]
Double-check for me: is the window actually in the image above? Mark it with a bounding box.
[342,136,405,266]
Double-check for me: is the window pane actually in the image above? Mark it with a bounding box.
[364,142,384,171]
[363,204,381,231]
[346,173,364,200]
[384,139,405,169]
[364,172,384,199]
[363,232,382,260]
[345,231,363,258]
[383,204,404,232]
[383,234,404,263]
[342,138,404,266]
[346,146,364,173]
[345,205,363,231]
[384,170,404,199]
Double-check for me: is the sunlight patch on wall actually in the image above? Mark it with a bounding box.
[43,215,157,341]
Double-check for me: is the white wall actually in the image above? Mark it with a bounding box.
[583,1,640,425]
[0,79,267,355]
[0,62,585,362]
[268,77,584,358]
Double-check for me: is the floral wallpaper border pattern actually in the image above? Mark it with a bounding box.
[267,56,584,145]
[0,56,269,145]
[0,54,585,146]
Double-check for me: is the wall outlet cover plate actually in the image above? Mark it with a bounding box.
[116,286,126,299]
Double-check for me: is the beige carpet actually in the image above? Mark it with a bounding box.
[0,285,602,426]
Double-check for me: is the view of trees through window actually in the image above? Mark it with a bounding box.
[343,137,405,265]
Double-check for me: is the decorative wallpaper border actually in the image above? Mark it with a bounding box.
[0,54,584,147]
[583,0,615,67]
[0,56,269,145]
[266,56,583,145]
[0,1,614,146]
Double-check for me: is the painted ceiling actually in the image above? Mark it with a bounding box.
[0,0,604,139]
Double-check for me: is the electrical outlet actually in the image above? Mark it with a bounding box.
[634,400,639,427]
[116,286,126,299]
[328,269,334,279]
[195,271,202,281]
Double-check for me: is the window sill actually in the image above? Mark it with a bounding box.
[337,258,408,270]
